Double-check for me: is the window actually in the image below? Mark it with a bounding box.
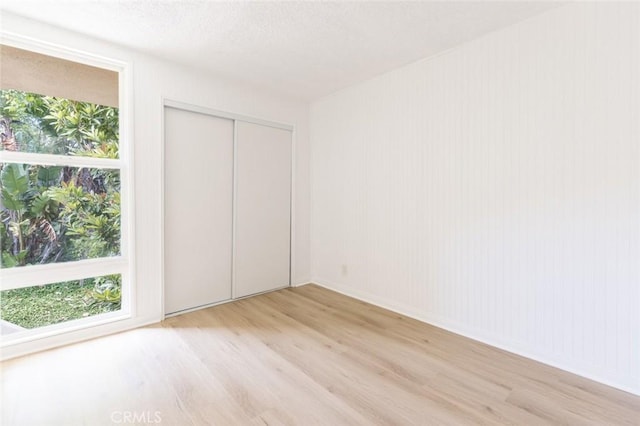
[0,43,131,341]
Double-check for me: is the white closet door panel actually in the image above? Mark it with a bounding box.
[235,121,292,298]
[164,107,233,314]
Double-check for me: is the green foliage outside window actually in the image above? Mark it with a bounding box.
[0,89,122,321]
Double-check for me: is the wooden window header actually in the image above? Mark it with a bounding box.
[0,44,118,107]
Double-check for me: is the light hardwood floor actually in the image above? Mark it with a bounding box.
[2,284,639,425]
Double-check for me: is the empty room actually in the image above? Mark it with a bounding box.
[1,1,639,424]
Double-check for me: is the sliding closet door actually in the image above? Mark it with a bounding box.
[234,121,292,298]
[164,107,234,314]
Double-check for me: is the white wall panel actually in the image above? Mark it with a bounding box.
[311,2,640,394]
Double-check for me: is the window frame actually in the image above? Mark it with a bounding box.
[0,34,135,343]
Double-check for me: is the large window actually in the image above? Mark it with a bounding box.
[0,43,131,341]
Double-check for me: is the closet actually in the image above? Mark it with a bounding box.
[163,103,292,315]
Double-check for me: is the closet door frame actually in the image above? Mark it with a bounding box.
[160,98,294,318]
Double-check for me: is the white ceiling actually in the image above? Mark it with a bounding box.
[0,1,562,101]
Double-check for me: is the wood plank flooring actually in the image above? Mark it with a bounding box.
[2,284,639,425]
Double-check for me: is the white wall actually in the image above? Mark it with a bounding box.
[311,2,639,395]
[1,12,310,358]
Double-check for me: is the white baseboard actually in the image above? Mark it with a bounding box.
[310,278,640,397]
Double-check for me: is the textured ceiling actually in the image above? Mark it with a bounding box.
[0,1,562,101]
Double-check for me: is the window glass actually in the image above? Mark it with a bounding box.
[0,274,122,331]
[1,163,120,268]
[0,89,119,158]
